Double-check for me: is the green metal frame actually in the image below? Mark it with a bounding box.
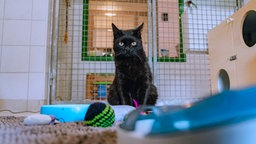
[82,0,88,61]
[82,0,185,62]
[82,0,113,61]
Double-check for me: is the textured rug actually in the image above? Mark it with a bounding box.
[0,116,117,144]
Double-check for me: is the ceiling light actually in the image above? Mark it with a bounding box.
[105,13,116,17]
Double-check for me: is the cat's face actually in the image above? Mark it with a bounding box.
[112,23,145,59]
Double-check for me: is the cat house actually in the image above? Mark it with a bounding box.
[208,0,256,94]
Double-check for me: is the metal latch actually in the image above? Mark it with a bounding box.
[229,55,237,61]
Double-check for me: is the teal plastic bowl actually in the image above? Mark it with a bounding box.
[40,104,90,123]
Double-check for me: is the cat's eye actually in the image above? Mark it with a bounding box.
[118,42,124,46]
[131,42,137,46]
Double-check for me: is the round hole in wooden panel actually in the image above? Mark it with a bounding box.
[218,69,230,93]
[242,10,256,47]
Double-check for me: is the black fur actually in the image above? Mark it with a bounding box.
[107,23,158,106]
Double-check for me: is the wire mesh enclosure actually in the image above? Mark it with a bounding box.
[49,0,242,104]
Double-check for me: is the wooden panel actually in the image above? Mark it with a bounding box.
[208,18,236,94]
[231,0,256,88]
[208,0,256,94]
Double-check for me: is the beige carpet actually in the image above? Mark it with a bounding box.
[0,116,117,144]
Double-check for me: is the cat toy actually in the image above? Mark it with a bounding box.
[84,102,115,127]
[118,86,256,144]
[133,99,139,108]
[23,114,57,125]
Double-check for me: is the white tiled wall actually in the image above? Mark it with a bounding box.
[0,73,29,100]
[5,0,33,19]
[0,0,4,19]
[3,20,31,45]
[1,46,30,72]
[0,0,50,112]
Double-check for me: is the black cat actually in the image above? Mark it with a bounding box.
[107,23,158,106]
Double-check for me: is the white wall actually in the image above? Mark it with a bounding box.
[243,0,250,5]
[0,0,50,112]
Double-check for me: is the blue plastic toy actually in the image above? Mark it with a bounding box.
[40,104,90,122]
[118,86,256,144]
[40,103,136,123]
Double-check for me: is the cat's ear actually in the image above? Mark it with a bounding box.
[112,23,122,39]
[133,23,144,39]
